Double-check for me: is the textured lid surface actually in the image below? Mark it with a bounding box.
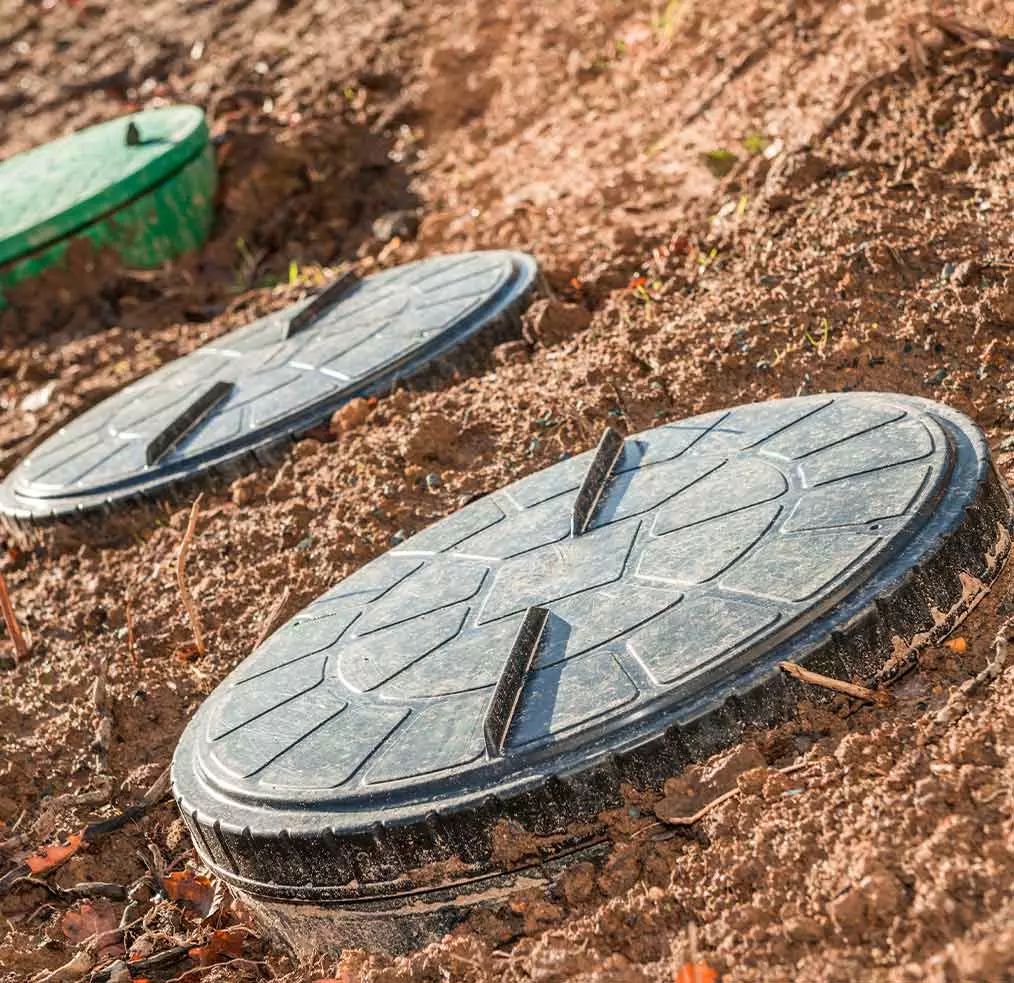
[0,105,209,265]
[0,250,538,521]
[172,393,1012,898]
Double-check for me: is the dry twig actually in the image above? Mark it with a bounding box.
[91,658,112,763]
[142,765,172,807]
[779,661,892,705]
[930,15,1014,57]
[31,948,94,983]
[176,496,206,658]
[26,878,126,902]
[0,568,30,663]
[640,760,813,840]
[657,786,740,827]
[684,3,798,124]
[820,60,907,139]
[125,597,137,665]
[89,945,191,983]
[252,586,291,652]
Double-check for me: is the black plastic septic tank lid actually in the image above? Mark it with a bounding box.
[172,393,1012,951]
[0,250,538,528]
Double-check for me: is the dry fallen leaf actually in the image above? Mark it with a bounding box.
[675,962,719,983]
[173,641,203,662]
[23,831,84,875]
[187,927,246,967]
[61,901,123,961]
[163,869,215,918]
[61,900,119,942]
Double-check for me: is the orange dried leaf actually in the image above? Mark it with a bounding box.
[945,637,967,654]
[173,641,203,662]
[24,831,84,874]
[163,869,215,917]
[188,927,246,967]
[675,962,719,983]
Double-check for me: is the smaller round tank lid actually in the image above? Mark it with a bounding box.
[0,105,209,266]
[0,250,538,523]
[171,393,1012,899]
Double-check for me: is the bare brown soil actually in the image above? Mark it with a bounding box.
[2,1,1014,981]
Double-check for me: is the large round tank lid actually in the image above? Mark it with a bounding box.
[171,393,1012,908]
[0,250,539,525]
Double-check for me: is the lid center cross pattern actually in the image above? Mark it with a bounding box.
[0,251,538,526]
[172,393,1012,913]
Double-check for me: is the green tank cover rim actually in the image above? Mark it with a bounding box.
[0,105,210,266]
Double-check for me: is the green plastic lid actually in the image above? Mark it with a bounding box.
[0,105,210,266]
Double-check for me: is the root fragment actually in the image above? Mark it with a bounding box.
[125,596,137,664]
[779,661,892,705]
[930,15,1014,58]
[657,786,740,827]
[176,495,206,658]
[0,568,30,663]
[252,586,291,652]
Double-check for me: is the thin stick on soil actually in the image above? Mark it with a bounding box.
[683,3,797,124]
[125,596,137,664]
[779,661,891,705]
[89,944,192,983]
[642,760,814,840]
[661,786,740,828]
[0,568,29,663]
[176,495,206,658]
[820,60,906,139]
[252,586,291,652]
[930,16,1014,58]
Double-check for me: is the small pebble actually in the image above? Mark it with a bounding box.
[971,108,1002,139]
[372,210,420,243]
[951,259,979,286]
